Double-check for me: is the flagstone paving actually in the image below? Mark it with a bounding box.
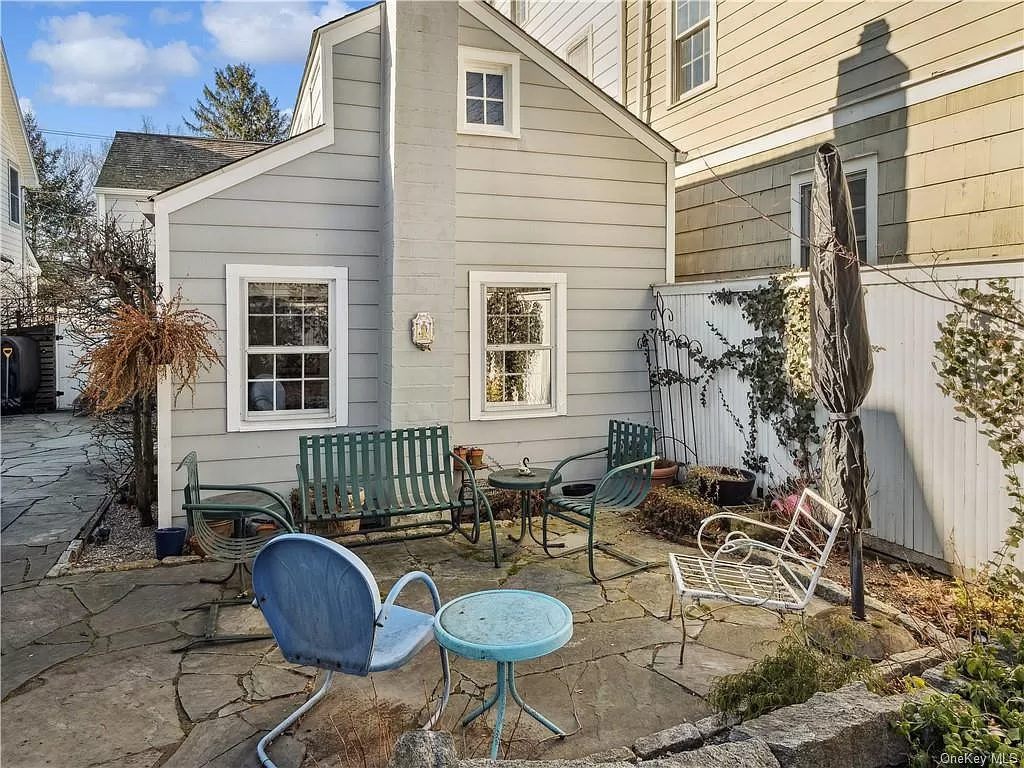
[1,411,838,767]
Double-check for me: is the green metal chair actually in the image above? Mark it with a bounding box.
[175,451,297,650]
[540,420,658,582]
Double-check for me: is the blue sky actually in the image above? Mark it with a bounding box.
[3,1,373,155]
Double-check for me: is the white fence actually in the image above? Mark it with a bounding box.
[653,261,1023,572]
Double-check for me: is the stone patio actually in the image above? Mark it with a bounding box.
[1,411,838,768]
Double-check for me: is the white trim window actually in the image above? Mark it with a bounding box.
[469,271,567,421]
[671,0,716,102]
[511,0,529,26]
[8,164,20,226]
[565,27,593,78]
[790,154,879,268]
[458,47,521,138]
[225,264,349,432]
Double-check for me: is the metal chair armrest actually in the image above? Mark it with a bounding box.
[198,483,292,516]
[544,447,609,494]
[184,502,297,532]
[716,536,819,570]
[377,571,442,627]
[696,513,790,558]
[590,454,658,498]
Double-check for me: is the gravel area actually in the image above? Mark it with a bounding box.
[74,500,156,567]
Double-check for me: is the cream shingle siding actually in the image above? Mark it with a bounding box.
[673,71,1023,278]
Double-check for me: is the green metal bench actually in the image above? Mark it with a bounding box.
[296,426,499,567]
[541,420,658,582]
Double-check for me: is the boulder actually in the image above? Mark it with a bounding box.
[730,682,909,768]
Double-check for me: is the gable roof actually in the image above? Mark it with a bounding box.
[95,131,272,192]
[462,1,683,163]
[1,40,40,188]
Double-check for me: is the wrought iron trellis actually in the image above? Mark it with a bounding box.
[636,291,701,466]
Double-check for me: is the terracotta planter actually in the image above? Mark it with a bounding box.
[651,461,679,487]
[453,446,469,465]
[468,447,485,469]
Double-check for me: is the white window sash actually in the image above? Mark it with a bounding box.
[226,264,349,432]
[669,0,717,104]
[469,271,567,421]
[789,154,878,267]
[458,47,521,138]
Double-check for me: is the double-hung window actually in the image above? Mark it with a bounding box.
[458,47,520,138]
[8,164,20,225]
[511,0,529,26]
[791,155,878,268]
[225,265,348,432]
[469,271,567,420]
[672,0,715,101]
[566,28,593,78]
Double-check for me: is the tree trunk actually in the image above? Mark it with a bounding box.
[134,390,156,526]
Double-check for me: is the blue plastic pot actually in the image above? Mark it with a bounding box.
[154,527,186,559]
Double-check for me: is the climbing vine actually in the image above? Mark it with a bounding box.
[691,273,821,482]
[934,278,1024,574]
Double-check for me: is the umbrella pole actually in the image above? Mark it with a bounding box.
[850,529,866,620]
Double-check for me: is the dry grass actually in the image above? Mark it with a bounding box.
[79,290,220,414]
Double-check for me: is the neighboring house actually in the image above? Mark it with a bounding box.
[1,40,41,319]
[150,0,680,527]
[489,0,624,102]
[500,1,1024,280]
[95,132,271,230]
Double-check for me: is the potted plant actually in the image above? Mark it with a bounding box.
[651,458,679,487]
[686,465,757,507]
[467,447,485,469]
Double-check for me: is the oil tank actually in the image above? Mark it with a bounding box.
[1,335,41,414]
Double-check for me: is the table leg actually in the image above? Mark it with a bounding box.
[461,675,501,726]
[506,662,566,736]
[508,492,530,543]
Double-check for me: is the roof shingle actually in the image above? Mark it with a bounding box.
[95,131,273,192]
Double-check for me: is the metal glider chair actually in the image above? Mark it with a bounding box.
[175,452,297,651]
[541,420,659,582]
[251,534,450,768]
[668,487,846,662]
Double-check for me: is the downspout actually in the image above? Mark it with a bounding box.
[635,0,647,118]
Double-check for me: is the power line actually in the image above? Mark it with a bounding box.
[40,129,112,141]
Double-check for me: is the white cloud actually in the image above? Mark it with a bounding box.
[202,1,354,63]
[150,7,193,25]
[28,12,200,108]
[19,97,34,116]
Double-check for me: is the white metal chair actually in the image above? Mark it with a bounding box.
[668,487,845,661]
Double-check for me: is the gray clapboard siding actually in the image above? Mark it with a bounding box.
[457,170,663,203]
[451,7,665,469]
[168,24,383,500]
[103,192,152,232]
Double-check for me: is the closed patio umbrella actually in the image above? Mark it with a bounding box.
[809,143,874,620]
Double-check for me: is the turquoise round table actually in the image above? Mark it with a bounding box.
[433,589,573,759]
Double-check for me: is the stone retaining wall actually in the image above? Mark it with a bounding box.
[388,681,910,768]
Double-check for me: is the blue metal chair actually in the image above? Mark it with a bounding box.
[251,533,451,768]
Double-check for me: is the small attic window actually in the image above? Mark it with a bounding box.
[458,47,520,138]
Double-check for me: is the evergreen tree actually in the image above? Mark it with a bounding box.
[23,113,96,259]
[184,63,288,142]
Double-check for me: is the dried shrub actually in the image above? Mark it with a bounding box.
[709,626,883,720]
[79,290,220,414]
[637,485,719,542]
